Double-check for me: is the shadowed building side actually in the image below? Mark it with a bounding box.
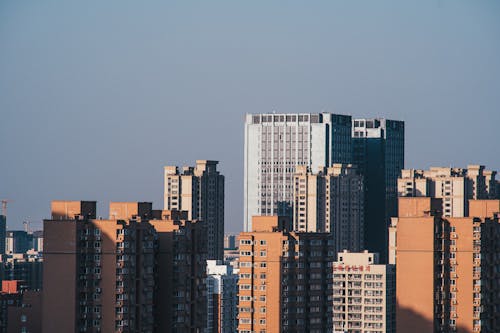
[391,197,500,333]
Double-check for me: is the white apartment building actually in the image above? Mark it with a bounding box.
[332,251,395,333]
[244,113,352,231]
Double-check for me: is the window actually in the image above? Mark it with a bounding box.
[21,314,27,322]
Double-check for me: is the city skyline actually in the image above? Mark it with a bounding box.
[2,1,500,232]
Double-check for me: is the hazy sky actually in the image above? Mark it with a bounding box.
[1,1,499,232]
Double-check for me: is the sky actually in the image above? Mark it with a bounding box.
[1,0,499,232]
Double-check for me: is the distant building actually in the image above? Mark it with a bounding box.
[31,231,43,253]
[0,280,41,333]
[0,281,22,333]
[398,165,498,217]
[390,197,500,332]
[206,260,238,333]
[1,253,43,291]
[223,249,239,271]
[223,234,236,250]
[244,113,353,232]
[164,160,224,260]
[332,251,395,333]
[352,118,404,262]
[293,164,364,253]
[43,200,207,333]
[5,231,32,255]
[237,216,335,332]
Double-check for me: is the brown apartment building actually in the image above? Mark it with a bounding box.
[293,164,364,254]
[390,197,500,333]
[43,201,207,333]
[0,280,41,333]
[237,216,335,333]
[398,165,498,218]
[164,160,224,260]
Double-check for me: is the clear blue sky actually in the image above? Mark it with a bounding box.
[1,0,499,232]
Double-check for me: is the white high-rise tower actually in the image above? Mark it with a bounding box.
[244,113,352,231]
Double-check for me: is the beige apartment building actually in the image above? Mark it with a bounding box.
[237,216,335,333]
[164,160,224,260]
[332,251,395,333]
[389,197,500,333]
[43,201,207,333]
[293,164,364,253]
[398,165,498,217]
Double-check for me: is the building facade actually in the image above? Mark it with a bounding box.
[332,251,395,333]
[390,197,500,332]
[206,260,238,333]
[6,289,41,333]
[5,231,32,255]
[398,165,499,218]
[244,113,352,231]
[43,201,207,333]
[1,254,43,291]
[164,160,224,260]
[352,118,405,262]
[293,164,364,254]
[223,234,237,250]
[237,216,335,333]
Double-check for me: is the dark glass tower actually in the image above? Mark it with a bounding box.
[352,119,404,262]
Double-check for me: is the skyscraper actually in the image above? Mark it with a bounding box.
[352,118,404,262]
[244,113,352,231]
[164,160,224,260]
[292,164,364,254]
